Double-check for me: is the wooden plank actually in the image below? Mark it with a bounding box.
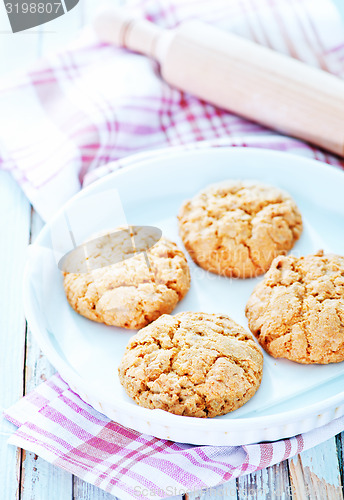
[335,433,344,493]
[289,438,343,499]
[73,477,120,499]
[186,462,291,499]
[74,475,183,500]
[20,209,74,500]
[186,482,238,499]
[20,446,73,500]
[237,462,292,499]
[0,171,31,500]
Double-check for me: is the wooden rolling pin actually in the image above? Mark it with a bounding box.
[94,9,344,157]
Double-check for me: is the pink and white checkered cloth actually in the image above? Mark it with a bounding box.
[1,0,344,219]
[4,374,344,499]
[3,0,344,498]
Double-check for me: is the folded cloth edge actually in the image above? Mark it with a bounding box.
[3,373,344,500]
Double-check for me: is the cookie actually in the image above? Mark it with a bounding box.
[245,251,344,364]
[63,228,190,329]
[118,312,263,417]
[178,180,303,278]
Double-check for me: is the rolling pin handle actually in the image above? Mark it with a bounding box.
[93,8,164,60]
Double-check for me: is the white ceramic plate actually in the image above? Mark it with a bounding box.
[23,147,344,446]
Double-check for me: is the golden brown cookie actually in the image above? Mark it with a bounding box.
[118,312,263,417]
[245,251,344,364]
[63,229,190,329]
[178,180,303,278]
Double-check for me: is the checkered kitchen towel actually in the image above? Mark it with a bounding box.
[4,374,344,500]
[0,0,344,220]
[3,0,344,498]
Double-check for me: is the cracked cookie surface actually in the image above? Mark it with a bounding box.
[63,229,190,329]
[245,251,344,364]
[118,312,263,417]
[178,180,303,278]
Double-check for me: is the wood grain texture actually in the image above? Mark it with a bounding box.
[289,439,343,499]
[336,432,344,492]
[186,482,239,499]
[73,477,118,499]
[237,462,292,499]
[0,172,30,500]
[186,462,292,499]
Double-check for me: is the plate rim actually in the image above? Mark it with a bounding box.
[24,146,344,443]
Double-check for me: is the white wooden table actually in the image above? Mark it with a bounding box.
[1,1,344,498]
